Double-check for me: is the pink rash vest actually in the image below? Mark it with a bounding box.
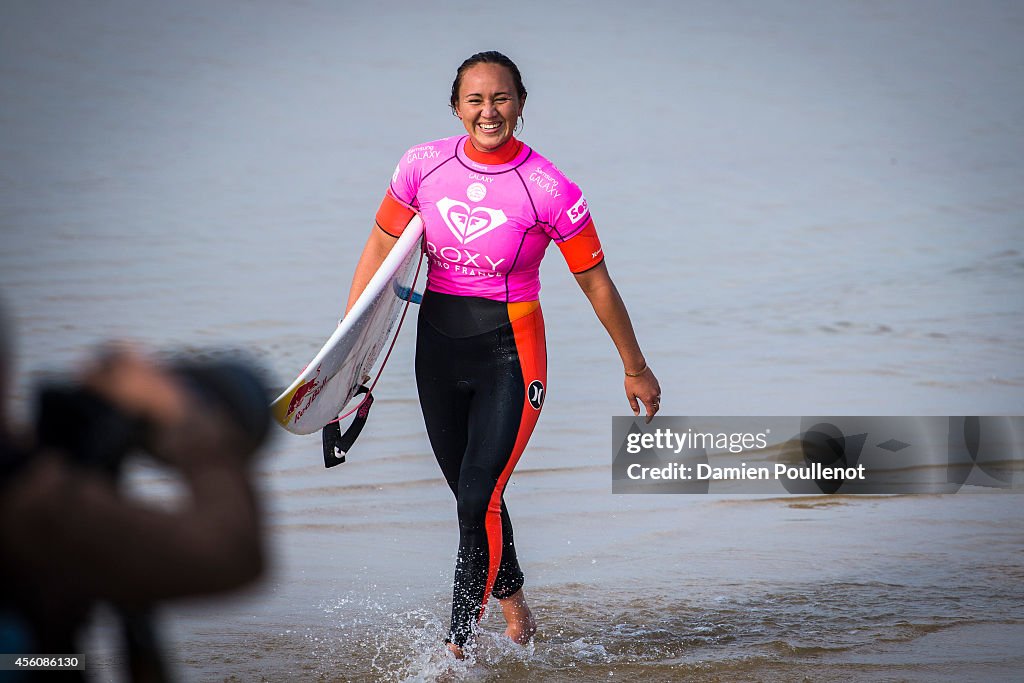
[376,135,604,303]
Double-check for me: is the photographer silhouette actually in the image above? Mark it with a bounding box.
[0,306,271,682]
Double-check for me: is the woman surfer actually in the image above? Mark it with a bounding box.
[345,51,661,658]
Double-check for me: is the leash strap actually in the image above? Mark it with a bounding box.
[321,385,374,468]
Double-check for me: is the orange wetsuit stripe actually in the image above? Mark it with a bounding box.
[557,219,604,273]
[375,191,416,237]
[506,299,540,323]
[478,305,546,619]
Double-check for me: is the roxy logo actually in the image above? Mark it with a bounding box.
[436,197,507,245]
[425,241,506,272]
[527,380,545,410]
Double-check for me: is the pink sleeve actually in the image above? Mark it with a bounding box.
[536,166,592,243]
[388,150,421,210]
[389,140,453,210]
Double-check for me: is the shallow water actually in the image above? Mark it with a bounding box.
[2,0,1023,680]
[146,491,1023,682]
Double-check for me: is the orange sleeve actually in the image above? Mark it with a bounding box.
[375,191,416,238]
[557,219,604,273]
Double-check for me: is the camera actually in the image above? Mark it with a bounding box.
[33,356,272,476]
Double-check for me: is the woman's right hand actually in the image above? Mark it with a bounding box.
[626,365,661,424]
[344,226,400,315]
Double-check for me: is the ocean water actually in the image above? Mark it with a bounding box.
[1,1,1022,680]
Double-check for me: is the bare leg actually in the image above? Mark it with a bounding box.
[446,642,466,659]
[498,589,537,645]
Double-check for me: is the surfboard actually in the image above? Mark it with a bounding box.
[272,216,425,435]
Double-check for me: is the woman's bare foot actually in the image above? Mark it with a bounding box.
[446,642,466,659]
[498,589,537,645]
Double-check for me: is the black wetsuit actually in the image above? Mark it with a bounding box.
[415,290,546,647]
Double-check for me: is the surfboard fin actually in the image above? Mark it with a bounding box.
[393,281,424,304]
[322,421,346,467]
[321,386,374,468]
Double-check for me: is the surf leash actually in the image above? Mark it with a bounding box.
[322,247,425,468]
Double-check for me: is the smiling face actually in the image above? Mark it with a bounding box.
[454,62,525,152]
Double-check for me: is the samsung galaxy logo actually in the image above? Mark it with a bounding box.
[406,146,439,163]
[529,167,561,198]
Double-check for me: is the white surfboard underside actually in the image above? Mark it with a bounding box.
[272,216,424,434]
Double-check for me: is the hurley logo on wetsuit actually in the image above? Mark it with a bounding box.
[527,380,545,410]
[436,197,508,245]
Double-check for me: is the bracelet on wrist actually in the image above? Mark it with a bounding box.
[624,363,648,377]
